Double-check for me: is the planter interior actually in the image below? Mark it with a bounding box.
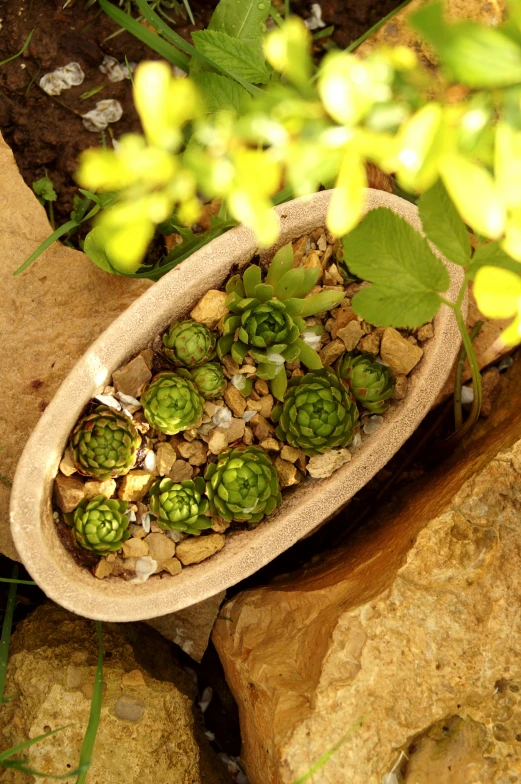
[10,189,464,621]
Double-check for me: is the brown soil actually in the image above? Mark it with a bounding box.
[0,0,404,225]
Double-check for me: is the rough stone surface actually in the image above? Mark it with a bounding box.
[84,478,117,500]
[147,592,226,662]
[224,384,247,417]
[0,603,227,783]
[122,537,149,559]
[155,442,177,476]
[145,533,176,572]
[213,358,521,784]
[190,290,228,329]
[168,460,194,482]
[58,447,77,477]
[53,473,85,512]
[380,327,424,374]
[307,448,351,478]
[274,458,300,487]
[112,354,152,398]
[176,534,225,565]
[118,470,155,501]
[0,133,150,560]
[337,322,364,352]
[319,338,347,366]
[480,367,502,417]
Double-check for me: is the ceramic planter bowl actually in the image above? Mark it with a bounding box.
[10,189,464,621]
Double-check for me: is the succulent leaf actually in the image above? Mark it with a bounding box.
[265,242,294,286]
[163,320,216,368]
[73,495,130,553]
[191,361,227,399]
[148,477,212,534]
[142,372,204,434]
[337,352,394,414]
[70,405,141,480]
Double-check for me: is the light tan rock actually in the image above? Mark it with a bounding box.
[224,384,247,416]
[303,250,323,281]
[417,323,435,342]
[190,290,228,329]
[84,478,117,500]
[251,414,273,442]
[156,442,177,475]
[146,591,226,662]
[330,304,358,339]
[0,133,151,560]
[145,533,176,571]
[280,445,302,464]
[162,557,183,577]
[178,440,207,465]
[292,235,308,266]
[54,473,85,512]
[257,394,274,419]
[140,348,154,369]
[226,418,246,443]
[59,447,77,477]
[0,603,227,783]
[94,558,114,580]
[208,428,229,456]
[392,374,408,400]
[176,534,225,565]
[337,322,364,352]
[260,438,280,452]
[214,378,521,784]
[118,470,155,501]
[274,458,300,488]
[168,460,194,482]
[221,355,240,377]
[255,379,270,396]
[122,538,150,559]
[243,426,254,446]
[112,354,152,398]
[380,327,424,374]
[323,263,343,286]
[307,448,351,478]
[358,332,381,355]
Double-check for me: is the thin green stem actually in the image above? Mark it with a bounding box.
[453,320,483,431]
[0,30,34,67]
[346,0,413,53]
[0,567,18,705]
[452,306,482,438]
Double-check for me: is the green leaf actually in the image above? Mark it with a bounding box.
[411,2,521,88]
[83,228,119,274]
[207,0,271,53]
[255,282,274,302]
[192,30,271,83]
[274,268,306,300]
[32,176,57,204]
[295,338,323,369]
[418,179,471,267]
[271,366,288,401]
[292,267,320,298]
[467,241,521,280]
[266,243,294,286]
[343,208,450,292]
[299,290,345,317]
[352,284,442,328]
[243,265,262,297]
[193,72,252,114]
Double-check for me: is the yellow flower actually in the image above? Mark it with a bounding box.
[474,266,521,346]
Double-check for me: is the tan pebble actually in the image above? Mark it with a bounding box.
[190,290,228,329]
[211,517,231,533]
[128,524,147,539]
[251,414,273,442]
[274,458,301,488]
[144,533,176,570]
[307,449,351,479]
[168,460,194,482]
[323,264,344,286]
[337,322,364,352]
[67,665,84,688]
[224,384,247,416]
[118,471,155,502]
[94,558,114,580]
[59,447,77,477]
[239,364,257,376]
[163,557,183,576]
[246,398,262,412]
[106,552,117,563]
[121,670,146,688]
[122,538,149,559]
[319,339,347,366]
[178,440,207,465]
[417,323,435,341]
[243,426,254,445]
[155,442,177,475]
[304,251,323,282]
[113,354,152,398]
[182,427,197,442]
[84,478,116,500]
[258,394,274,418]
[226,418,246,443]
[292,235,308,265]
[255,379,270,396]
[176,534,225,565]
[292,368,305,378]
[249,389,261,401]
[407,335,418,345]
[331,304,358,338]
[358,333,381,355]
[140,347,154,369]
[317,233,327,251]
[54,473,85,513]
[325,318,335,334]
[260,438,280,452]
[82,681,107,700]
[392,375,408,400]
[221,355,240,377]
[322,245,333,266]
[150,521,163,533]
[203,400,218,418]
[208,428,229,455]
[380,328,423,374]
[280,445,302,463]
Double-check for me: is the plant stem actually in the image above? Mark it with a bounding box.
[345,0,413,53]
[451,305,483,439]
[453,320,483,431]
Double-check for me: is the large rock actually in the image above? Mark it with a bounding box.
[0,603,228,783]
[0,133,151,560]
[213,356,521,783]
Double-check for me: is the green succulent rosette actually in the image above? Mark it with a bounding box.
[190,361,227,400]
[272,368,359,456]
[69,405,141,480]
[163,319,216,368]
[142,372,204,435]
[216,243,344,400]
[337,353,394,414]
[204,446,282,525]
[73,495,130,554]
[149,477,212,535]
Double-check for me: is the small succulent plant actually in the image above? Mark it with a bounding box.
[149,477,213,534]
[217,243,345,400]
[73,495,130,553]
[337,353,394,414]
[69,405,141,480]
[204,445,282,525]
[141,372,204,434]
[162,320,216,368]
[190,361,227,399]
[272,368,359,455]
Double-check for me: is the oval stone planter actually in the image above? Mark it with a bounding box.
[11,189,464,622]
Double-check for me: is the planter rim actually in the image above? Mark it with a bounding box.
[10,189,464,621]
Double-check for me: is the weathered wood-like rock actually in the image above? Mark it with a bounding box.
[213,357,521,784]
[0,603,228,783]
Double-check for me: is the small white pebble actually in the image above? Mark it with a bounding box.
[144,450,157,473]
[205,731,216,741]
[350,432,362,450]
[130,556,158,584]
[266,352,285,366]
[94,394,122,410]
[300,330,322,350]
[381,775,399,784]
[305,2,326,29]
[116,391,141,407]
[242,410,257,423]
[498,355,513,372]
[363,415,384,435]
[231,374,248,393]
[127,510,137,522]
[461,385,474,405]
[82,99,123,132]
[166,529,185,542]
[141,513,152,534]
[40,62,84,95]
[212,406,233,428]
[198,686,213,714]
[53,511,60,520]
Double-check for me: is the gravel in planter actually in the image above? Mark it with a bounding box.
[52,228,434,583]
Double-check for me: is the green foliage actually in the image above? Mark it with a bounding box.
[149,477,212,533]
[32,175,57,206]
[192,30,271,83]
[73,495,131,553]
[190,361,227,399]
[70,405,141,480]
[206,0,272,52]
[142,372,204,434]
[162,320,217,367]
[337,353,394,415]
[418,180,471,267]
[194,72,252,114]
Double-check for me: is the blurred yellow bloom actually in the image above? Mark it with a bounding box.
[263,16,311,86]
[474,266,521,346]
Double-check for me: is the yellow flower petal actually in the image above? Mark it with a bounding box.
[474,265,521,319]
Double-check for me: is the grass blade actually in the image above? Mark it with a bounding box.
[0,30,34,67]
[0,727,73,762]
[291,718,365,784]
[0,566,18,705]
[0,579,36,586]
[75,622,104,784]
[182,0,195,25]
[98,0,190,71]
[346,0,413,53]
[14,220,79,275]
